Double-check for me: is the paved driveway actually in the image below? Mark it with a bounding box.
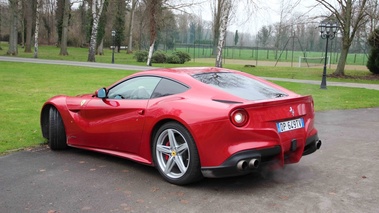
[1,108,378,213]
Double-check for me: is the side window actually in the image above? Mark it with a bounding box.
[107,76,161,99]
[151,78,189,98]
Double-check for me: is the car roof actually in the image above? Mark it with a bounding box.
[142,67,235,75]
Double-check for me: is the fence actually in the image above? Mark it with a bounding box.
[166,44,368,66]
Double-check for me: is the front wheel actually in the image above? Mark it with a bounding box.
[152,122,202,185]
[48,107,68,150]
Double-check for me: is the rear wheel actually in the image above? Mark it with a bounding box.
[48,107,68,150]
[153,122,202,185]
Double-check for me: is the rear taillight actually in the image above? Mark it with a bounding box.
[230,109,249,127]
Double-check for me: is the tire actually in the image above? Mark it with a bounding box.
[152,122,203,185]
[48,107,68,150]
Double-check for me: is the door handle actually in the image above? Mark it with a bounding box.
[138,110,145,115]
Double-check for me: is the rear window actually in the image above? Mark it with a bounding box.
[192,72,288,101]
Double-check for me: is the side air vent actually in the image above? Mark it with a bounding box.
[212,99,243,104]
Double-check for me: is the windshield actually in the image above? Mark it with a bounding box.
[192,72,288,101]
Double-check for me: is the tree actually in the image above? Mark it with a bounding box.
[127,0,138,53]
[59,0,71,56]
[189,21,196,44]
[7,0,19,56]
[316,0,369,76]
[87,0,105,62]
[96,0,109,55]
[146,0,162,66]
[215,0,232,68]
[234,30,238,46]
[211,0,257,67]
[367,28,379,74]
[34,0,41,58]
[257,26,272,47]
[41,0,56,45]
[157,9,178,50]
[273,0,300,58]
[23,0,36,53]
[211,0,222,56]
[113,0,126,53]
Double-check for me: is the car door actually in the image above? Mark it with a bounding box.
[76,76,162,154]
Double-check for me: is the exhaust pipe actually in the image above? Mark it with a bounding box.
[248,158,260,169]
[237,160,248,171]
[237,158,260,171]
[316,140,322,150]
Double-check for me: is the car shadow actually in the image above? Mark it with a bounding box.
[41,145,318,192]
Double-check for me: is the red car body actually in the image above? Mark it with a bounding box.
[41,67,321,185]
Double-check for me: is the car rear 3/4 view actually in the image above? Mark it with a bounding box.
[41,67,321,185]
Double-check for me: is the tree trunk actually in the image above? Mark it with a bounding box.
[212,0,222,56]
[147,40,155,66]
[88,0,105,62]
[34,0,40,58]
[146,0,160,66]
[7,0,19,56]
[97,39,104,55]
[21,19,25,48]
[59,0,70,56]
[127,0,137,54]
[334,41,350,76]
[215,0,231,68]
[24,0,34,53]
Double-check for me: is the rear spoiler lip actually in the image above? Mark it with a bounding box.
[212,95,313,107]
[233,95,313,109]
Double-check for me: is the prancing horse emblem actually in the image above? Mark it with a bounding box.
[80,100,86,106]
[289,107,295,116]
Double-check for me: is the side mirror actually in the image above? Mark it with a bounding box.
[96,88,107,99]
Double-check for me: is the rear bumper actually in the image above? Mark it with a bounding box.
[201,134,321,178]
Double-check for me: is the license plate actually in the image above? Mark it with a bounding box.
[276,118,304,133]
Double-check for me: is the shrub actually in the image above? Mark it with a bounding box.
[172,51,191,64]
[133,51,148,62]
[152,51,167,63]
[367,28,379,74]
[367,48,379,74]
[133,50,191,64]
[167,55,181,64]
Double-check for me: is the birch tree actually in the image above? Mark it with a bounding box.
[87,0,105,62]
[316,0,369,76]
[146,0,162,66]
[34,0,41,58]
[215,0,232,67]
[211,0,257,67]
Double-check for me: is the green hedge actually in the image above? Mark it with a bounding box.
[134,50,191,64]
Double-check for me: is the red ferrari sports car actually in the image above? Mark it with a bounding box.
[40,67,321,185]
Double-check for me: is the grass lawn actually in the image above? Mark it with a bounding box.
[0,62,133,153]
[1,44,379,154]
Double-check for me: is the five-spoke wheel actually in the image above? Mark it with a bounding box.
[153,122,202,185]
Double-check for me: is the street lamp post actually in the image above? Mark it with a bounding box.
[319,22,339,89]
[111,30,116,64]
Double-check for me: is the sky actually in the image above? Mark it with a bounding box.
[183,0,327,35]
